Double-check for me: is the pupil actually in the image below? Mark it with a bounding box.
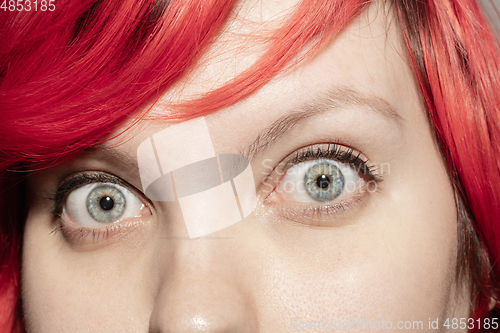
[316,175,330,189]
[99,196,114,210]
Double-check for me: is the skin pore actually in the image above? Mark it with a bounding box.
[22,1,470,332]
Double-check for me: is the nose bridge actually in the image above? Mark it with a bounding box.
[148,238,259,333]
[142,117,259,331]
[137,117,257,240]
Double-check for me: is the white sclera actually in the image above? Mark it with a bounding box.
[65,183,144,227]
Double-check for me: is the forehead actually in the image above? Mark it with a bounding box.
[106,0,420,168]
[149,0,413,118]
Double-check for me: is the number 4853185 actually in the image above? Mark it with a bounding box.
[1,0,55,11]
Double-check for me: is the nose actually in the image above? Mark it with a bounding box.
[148,239,259,333]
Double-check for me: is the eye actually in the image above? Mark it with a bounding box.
[63,182,146,227]
[280,159,360,204]
[265,143,381,221]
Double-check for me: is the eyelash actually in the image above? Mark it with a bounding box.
[285,142,379,179]
[48,172,143,242]
[48,143,378,240]
[271,142,382,220]
[51,222,123,243]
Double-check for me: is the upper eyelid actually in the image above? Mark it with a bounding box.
[242,86,403,163]
[51,172,139,215]
[56,172,128,198]
[277,143,373,175]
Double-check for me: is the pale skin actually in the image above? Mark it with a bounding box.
[23,1,471,332]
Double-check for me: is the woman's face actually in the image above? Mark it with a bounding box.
[23,1,470,332]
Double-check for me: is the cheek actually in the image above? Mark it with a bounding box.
[21,206,156,332]
[21,132,461,333]
[249,143,459,328]
[252,213,457,329]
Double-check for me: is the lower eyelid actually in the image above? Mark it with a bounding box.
[265,170,381,227]
[56,194,152,246]
[270,191,367,226]
[56,210,151,247]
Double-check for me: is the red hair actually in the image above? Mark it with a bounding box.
[395,1,500,329]
[0,0,499,331]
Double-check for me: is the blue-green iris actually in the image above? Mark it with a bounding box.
[304,162,344,202]
[86,185,126,223]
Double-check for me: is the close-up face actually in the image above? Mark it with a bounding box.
[22,1,472,332]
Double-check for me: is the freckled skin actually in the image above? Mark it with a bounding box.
[22,1,470,332]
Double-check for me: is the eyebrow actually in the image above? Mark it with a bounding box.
[242,86,403,161]
[83,87,402,170]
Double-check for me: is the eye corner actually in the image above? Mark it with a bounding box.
[49,171,154,245]
[262,142,382,224]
